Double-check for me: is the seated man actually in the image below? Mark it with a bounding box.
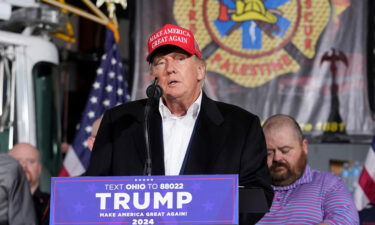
[257,114,359,224]
[9,143,50,225]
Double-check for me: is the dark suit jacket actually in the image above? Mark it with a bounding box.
[86,93,273,224]
[33,188,50,225]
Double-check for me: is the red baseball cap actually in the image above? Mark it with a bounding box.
[146,24,202,62]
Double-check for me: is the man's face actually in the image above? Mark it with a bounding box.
[264,126,308,186]
[150,47,205,105]
[9,144,42,188]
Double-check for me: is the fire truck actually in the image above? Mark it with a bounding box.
[0,0,62,191]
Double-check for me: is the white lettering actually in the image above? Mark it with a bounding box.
[114,193,130,209]
[96,191,192,210]
[151,36,168,49]
[177,192,192,209]
[153,192,173,209]
[169,36,188,44]
[134,192,150,209]
[96,193,111,210]
[125,184,146,190]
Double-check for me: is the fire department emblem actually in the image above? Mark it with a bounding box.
[173,0,331,87]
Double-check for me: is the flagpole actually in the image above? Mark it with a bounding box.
[82,0,109,22]
[42,0,109,26]
[41,0,120,42]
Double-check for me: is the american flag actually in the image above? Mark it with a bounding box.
[354,137,375,210]
[59,29,130,176]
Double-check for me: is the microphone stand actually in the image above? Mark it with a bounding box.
[144,78,162,176]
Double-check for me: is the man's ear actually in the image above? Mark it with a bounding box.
[302,139,308,155]
[196,61,206,81]
[37,162,42,176]
[87,136,95,151]
[149,62,155,77]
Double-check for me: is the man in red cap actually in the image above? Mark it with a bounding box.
[86,24,273,224]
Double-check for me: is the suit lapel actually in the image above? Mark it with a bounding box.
[183,93,226,174]
[134,94,225,175]
[149,106,165,175]
[132,100,165,175]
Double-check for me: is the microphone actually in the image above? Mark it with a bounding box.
[146,78,163,100]
[143,78,162,176]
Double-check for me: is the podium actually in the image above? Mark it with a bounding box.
[239,188,270,224]
[239,188,269,213]
[50,175,269,224]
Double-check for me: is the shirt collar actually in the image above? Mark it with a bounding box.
[273,165,313,191]
[159,91,202,119]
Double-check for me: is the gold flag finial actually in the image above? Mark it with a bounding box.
[96,0,127,19]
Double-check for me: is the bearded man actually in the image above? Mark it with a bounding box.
[9,143,50,225]
[256,114,359,225]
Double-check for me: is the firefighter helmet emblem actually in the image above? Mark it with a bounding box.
[173,0,331,87]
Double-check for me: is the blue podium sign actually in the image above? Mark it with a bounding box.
[50,175,238,224]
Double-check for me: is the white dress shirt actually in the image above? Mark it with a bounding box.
[159,92,202,175]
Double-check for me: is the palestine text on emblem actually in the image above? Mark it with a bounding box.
[174,0,331,87]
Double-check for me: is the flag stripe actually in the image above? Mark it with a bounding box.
[58,166,70,177]
[354,186,369,210]
[365,141,375,176]
[62,146,86,176]
[354,137,375,210]
[358,167,375,204]
[59,29,130,177]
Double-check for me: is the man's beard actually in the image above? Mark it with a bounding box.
[23,168,33,184]
[270,152,307,187]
